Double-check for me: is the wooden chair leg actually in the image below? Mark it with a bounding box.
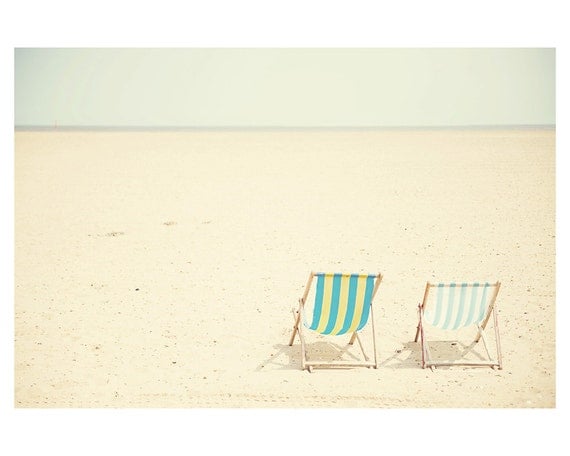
[353,332,370,361]
[348,332,357,345]
[289,310,301,346]
[419,312,428,369]
[477,325,493,361]
[414,304,422,342]
[493,307,503,370]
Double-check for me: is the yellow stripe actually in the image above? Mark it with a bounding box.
[347,275,367,333]
[330,274,351,335]
[315,274,333,333]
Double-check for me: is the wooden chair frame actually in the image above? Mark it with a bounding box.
[414,281,502,370]
[289,272,383,372]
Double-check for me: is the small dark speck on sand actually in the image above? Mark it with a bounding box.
[106,231,125,237]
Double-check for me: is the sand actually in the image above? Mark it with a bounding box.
[14,128,556,408]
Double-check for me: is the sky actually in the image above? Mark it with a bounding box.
[14,47,555,128]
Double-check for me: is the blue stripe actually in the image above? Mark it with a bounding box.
[339,274,359,334]
[442,282,456,329]
[309,274,325,330]
[477,283,489,322]
[452,283,468,329]
[322,274,342,334]
[465,282,479,325]
[433,283,444,326]
[356,275,375,330]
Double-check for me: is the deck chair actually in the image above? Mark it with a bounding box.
[414,281,502,370]
[289,272,382,372]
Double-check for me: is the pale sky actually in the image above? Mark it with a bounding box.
[14,48,555,127]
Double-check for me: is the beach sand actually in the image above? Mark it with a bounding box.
[14,128,555,408]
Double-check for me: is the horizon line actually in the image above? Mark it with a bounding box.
[14,124,556,132]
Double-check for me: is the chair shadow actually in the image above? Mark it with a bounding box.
[258,336,492,371]
[378,341,424,369]
[395,339,493,370]
[256,340,366,372]
[255,343,298,372]
[422,340,491,366]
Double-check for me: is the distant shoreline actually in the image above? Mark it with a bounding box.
[14,124,556,132]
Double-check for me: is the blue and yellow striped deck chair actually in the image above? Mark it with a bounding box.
[414,281,502,370]
[289,272,383,372]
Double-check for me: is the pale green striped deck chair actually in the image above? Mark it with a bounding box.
[289,272,383,372]
[414,281,502,370]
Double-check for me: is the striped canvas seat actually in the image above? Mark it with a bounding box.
[415,281,502,370]
[304,273,377,336]
[423,282,494,330]
[289,272,383,372]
